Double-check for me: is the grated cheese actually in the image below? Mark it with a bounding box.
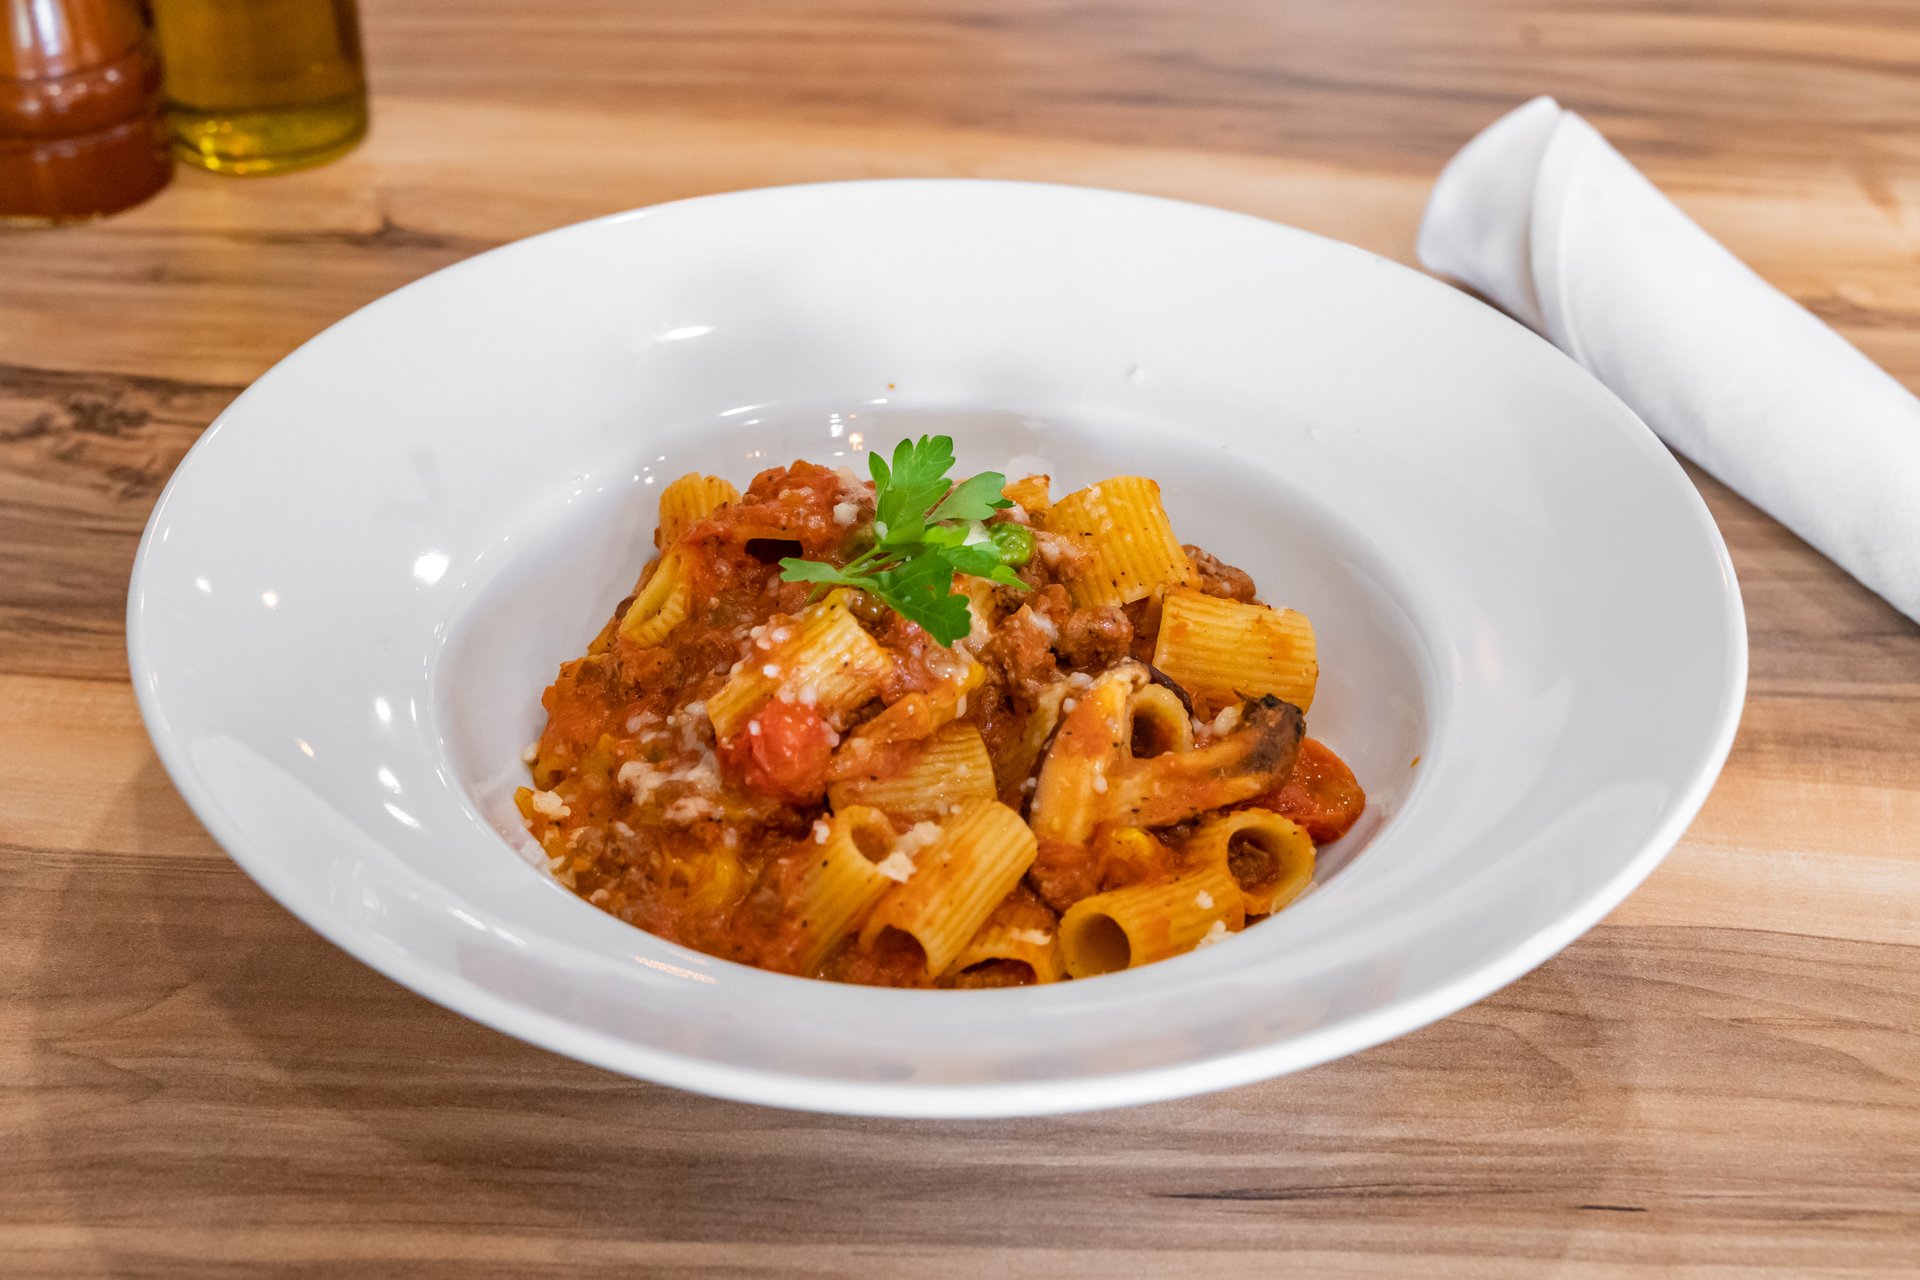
[617,760,667,801]
[1194,920,1231,949]
[874,851,916,882]
[1194,890,1215,910]
[669,752,723,793]
[896,821,942,857]
[663,796,720,824]
[528,789,570,820]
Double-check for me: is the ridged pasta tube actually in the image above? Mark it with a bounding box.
[706,595,894,739]
[1042,476,1194,608]
[1057,864,1245,978]
[1152,585,1317,714]
[1183,807,1316,916]
[618,550,691,646]
[860,800,1038,976]
[944,897,1064,985]
[793,806,899,972]
[656,473,740,545]
[829,721,998,821]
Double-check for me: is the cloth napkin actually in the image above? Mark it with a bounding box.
[1418,95,1920,625]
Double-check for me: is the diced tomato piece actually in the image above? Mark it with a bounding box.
[1263,737,1366,843]
[718,698,833,804]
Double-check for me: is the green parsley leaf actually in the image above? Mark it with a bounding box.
[872,553,972,645]
[939,542,1026,587]
[775,558,865,587]
[778,435,1032,646]
[872,435,956,542]
[929,471,1014,525]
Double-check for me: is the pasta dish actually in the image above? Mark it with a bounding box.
[517,437,1365,986]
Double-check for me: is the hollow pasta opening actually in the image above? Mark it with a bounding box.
[1065,912,1131,976]
[1226,829,1284,897]
[1126,684,1193,760]
[849,818,893,864]
[870,925,929,974]
[949,958,1039,989]
[743,537,804,564]
[1130,714,1178,758]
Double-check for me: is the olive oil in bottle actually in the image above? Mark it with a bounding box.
[150,0,367,175]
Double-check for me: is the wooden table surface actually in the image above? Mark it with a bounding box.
[5,1,1918,1274]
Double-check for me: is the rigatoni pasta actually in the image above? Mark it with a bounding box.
[1152,585,1318,714]
[656,472,740,545]
[946,894,1065,986]
[1183,808,1316,916]
[705,591,894,739]
[518,440,1365,987]
[1041,476,1193,608]
[860,800,1038,976]
[828,721,998,821]
[618,549,692,646]
[791,806,900,971]
[1057,864,1245,978]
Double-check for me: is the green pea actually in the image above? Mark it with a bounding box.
[987,521,1035,568]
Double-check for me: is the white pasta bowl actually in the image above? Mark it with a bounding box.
[128,180,1745,1117]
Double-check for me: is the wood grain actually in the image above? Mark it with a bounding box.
[1,0,1917,1274]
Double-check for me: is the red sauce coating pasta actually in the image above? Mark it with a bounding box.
[516,456,1366,986]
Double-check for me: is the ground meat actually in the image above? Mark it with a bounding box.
[1057,605,1133,669]
[1123,595,1161,663]
[1185,544,1257,602]
[1029,840,1100,914]
[978,604,1059,702]
[1029,583,1071,625]
[1031,529,1089,578]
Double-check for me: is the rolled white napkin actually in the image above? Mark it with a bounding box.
[1418,95,1920,624]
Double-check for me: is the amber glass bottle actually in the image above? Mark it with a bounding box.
[0,0,171,223]
[150,0,367,175]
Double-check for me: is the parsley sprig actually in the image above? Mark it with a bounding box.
[778,435,1032,645]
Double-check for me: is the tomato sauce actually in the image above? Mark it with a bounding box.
[516,458,1366,986]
